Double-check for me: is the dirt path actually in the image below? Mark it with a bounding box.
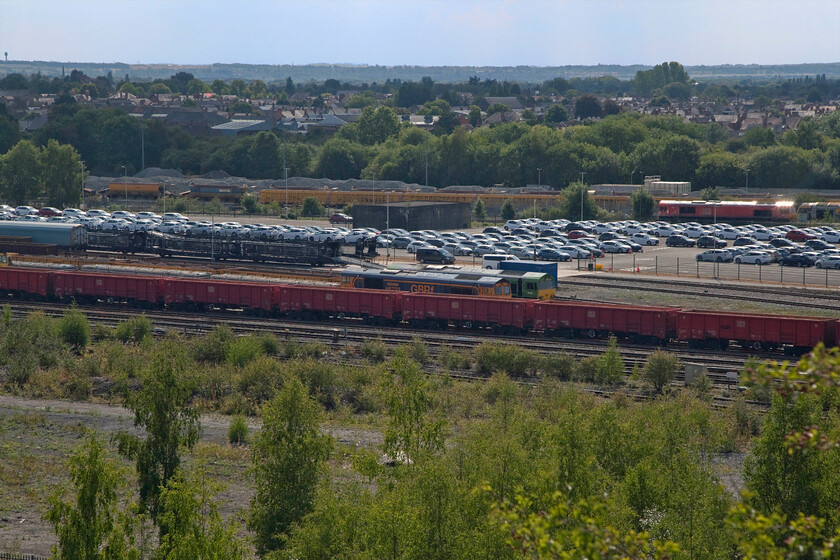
[0,395,382,556]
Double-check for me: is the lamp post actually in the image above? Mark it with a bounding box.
[745,168,750,191]
[122,165,127,209]
[537,168,541,188]
[80,160,85,209]
[630,169,637,184]
[284,167,290,220]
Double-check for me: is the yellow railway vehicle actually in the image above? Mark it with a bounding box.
[107,182,162,198]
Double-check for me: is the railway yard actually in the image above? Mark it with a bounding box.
[3,207,840,556]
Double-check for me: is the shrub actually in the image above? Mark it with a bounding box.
[539,353,576,380]
[114,315,152,344]
[439,344,472,370]
[691,372,713,396]
[405,337,429,365]
[236,356,286,405]
[228,414,249,445]
[301,197,325,217]
[59,307,90,350]
[474,342,538,376]
[192,324,234,363]
[643,350,681,393]
[573,356,600,383]
[360,339,387,363]
[256,332,281,356]
[284,339,326,360]
[226,335,265,367]
[596,337,625,385]
[63,373,92,400]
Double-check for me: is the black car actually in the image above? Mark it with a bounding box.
[598,231,621,241]
[540,229,563,238]
[483,227,504,235]
[769,237,796,248]
[805,239,833,251]
[537,248,572,262]
[733,236,758,247]
[696,236,727,249]
[666,234,696,248]
[780,253,815,267]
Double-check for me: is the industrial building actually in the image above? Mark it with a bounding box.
[351,201,472,231]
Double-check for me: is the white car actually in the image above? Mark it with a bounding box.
[734,251,772,265]
[816,256,840,269]
[820,231,840,243]
[156,221,186,234]
[185,222,222,237]
[135,212,160,221]
[14,205,38,216]
[752,229,780,241]
[557,245,592,259]
[655,225,678,237]
[132,219,157,232]
[219,223,247,237]
[161,212,188,222]
[682,226,708,238]
[343,230,375,244]
[98,218,130,231]
[62,208,85,218]
[86,209,109,218]
[406,241,431,253]
[110,211,134,219]
[630,233,659,246]
[600,240,632,253]
[308,229,345,243]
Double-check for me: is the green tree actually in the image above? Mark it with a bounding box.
[249,377,332,555]
[596,336,625,385]
[301,197,325,217]
[574,94,602,119]
[185,78,210,95]
[247,131,281,179]
[240,192,258,214]
[500,198,516,221]
[696,151,741,189]
[558,182,598,221]
[700,186,720,201]
[114,342,201,525]
[383,352,447,463]
[155,467,246,560]
[473,197,486,222]
[545,104,568,124]
[41,138,85,207]
[643,350,681,394]
[59,305,90,350]
[356,106,401,145]
[344,92,377,108]
[45,433,137,560]
[0,103,21,153]
[0,138,42,205]
[210,80,228,95]
[468,105,482,127]
[147,83,172,95]
[743,126,777,148]
[630,186,655,221]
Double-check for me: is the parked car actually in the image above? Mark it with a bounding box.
[805,239,833,251]
[786,229,817,242]
[630,233,659,246]
[600,240,632,253]
[537,248,572,262]
[696,236,727,249]
[156,221,186,234]
[733,236,758,247]
[780,254,815,267]
[665,235,696,248]
[696,249,733,263]
[734,251,772,265]
[37,207,62,217]
[329,213,353,224]
[14,205,38,216]
[816,256,840,269]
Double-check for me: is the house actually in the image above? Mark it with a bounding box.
[478,97,523,111]
[211,118,275,136]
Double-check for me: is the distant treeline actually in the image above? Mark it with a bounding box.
[2,60,839,84]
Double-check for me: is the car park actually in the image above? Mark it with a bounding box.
[734,251,772,265]
[696,249,733,263]
[666,235,696,248]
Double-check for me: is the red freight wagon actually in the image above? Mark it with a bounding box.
[53,272,164,306]
[677,311,835,352]
[211,281,273,312]
[0,268,50,297]
[164,278,214,309]
[533,301,677,343]
[275,285,397,322]
[401,293,534,331]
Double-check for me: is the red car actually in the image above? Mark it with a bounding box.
[786,229,816,242]
[37,207,62,217]
[567,229,592,240]
[329,213,353,224]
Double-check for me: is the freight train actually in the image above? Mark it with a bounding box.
[0,267,835,355]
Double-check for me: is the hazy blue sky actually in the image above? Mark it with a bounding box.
[1,0,838,66]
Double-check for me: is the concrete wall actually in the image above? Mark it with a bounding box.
[352,202,472,231]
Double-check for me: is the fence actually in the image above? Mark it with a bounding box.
[0,553,48,560]
[579,254,840,289]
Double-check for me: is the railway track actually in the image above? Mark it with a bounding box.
[5,299,760,382]
[562,274,840,313]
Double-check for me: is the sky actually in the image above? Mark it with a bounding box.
[1,0,838,67]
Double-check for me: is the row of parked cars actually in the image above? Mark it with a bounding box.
[0,206,382,245]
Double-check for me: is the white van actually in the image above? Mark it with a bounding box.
[482,254,520,269]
